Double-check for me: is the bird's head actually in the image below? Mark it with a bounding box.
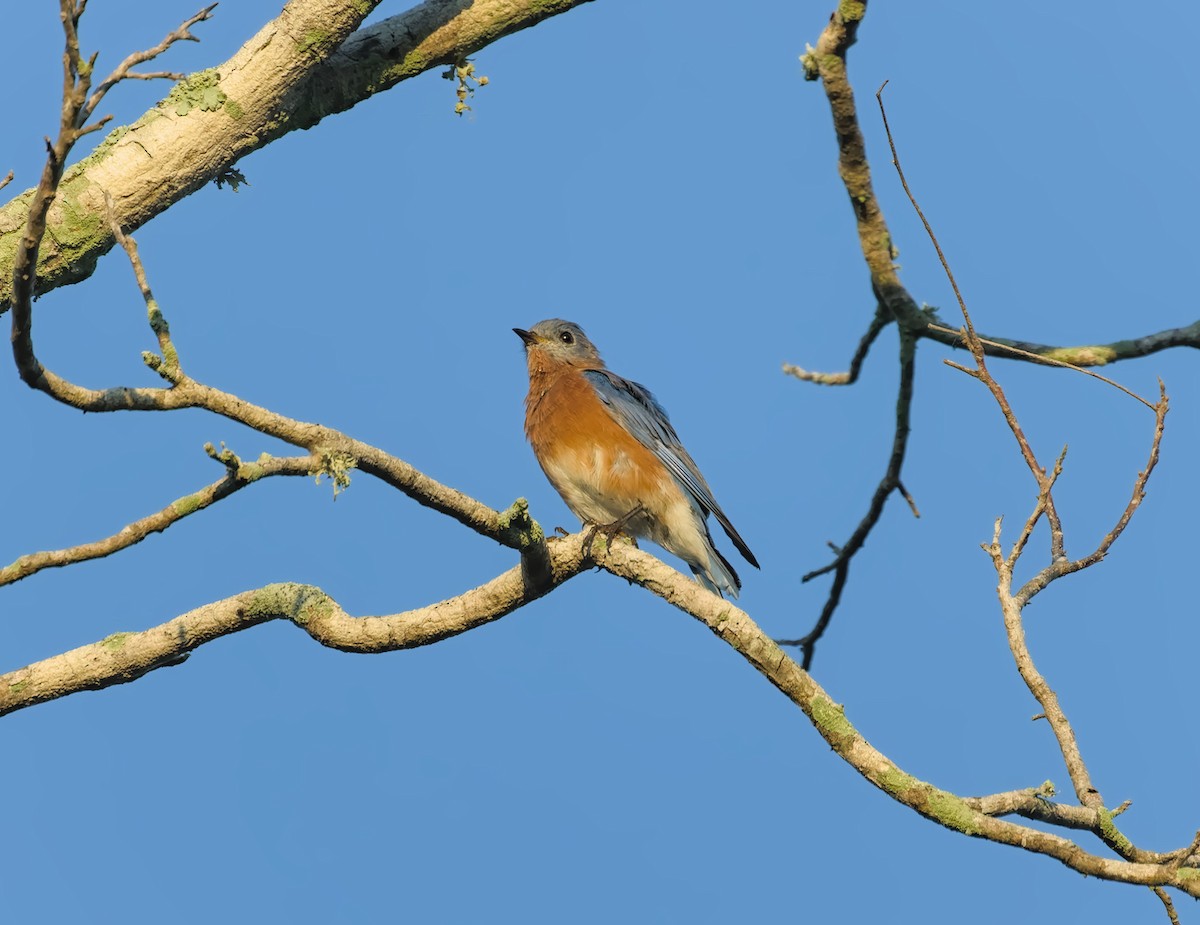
[513,319,604,369]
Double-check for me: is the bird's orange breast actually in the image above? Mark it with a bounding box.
[524,368,673,523]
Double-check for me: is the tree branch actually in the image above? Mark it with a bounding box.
[879,72,1176,876]
[10,21,534,555]
[589,541,1200,896]
[783,301,891,385]
[5,530,1198,895]
[0,452,315,587]
[0,0,596,309]
[0,532,591,717]
[778,324,919,668]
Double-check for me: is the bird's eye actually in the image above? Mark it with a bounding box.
[559,331,575,345]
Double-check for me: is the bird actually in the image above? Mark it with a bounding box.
[514,319,758,598]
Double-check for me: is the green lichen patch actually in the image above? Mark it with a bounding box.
[101,632,134,651]
[236,461,266,482]
[810,693,857,744]
[877,764,920,798]
[88,124,131,162]
[926,789,982,836]
[294,589,335,627]
[839,0,866,21]
[165,69,227,117]
[243,583,334,627]
[1042,345,1117,367]
[498,498,546,550]
[1096,807,1134,855]
[298,29,332,54]
[314,450,357,497]
[171,493,204,517]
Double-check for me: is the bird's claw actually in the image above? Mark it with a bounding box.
[583,505,644,559]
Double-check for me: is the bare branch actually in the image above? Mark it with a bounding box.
[0,453,315,588]
[928,324,1158,410]
[1,531,591,716]
[6,524,1197,895]
[84,5,218,119]
[783,302,892,385]
[105,192,182,381]
[876,77,1176,875]
[779,326,919,668]
[876,82,1070,562]
[923,316,1200,368]
[1016,385,1169,605]
[589,541,1200,896]
[1151,886,1180,925]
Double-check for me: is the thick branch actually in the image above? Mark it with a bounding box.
[4,527,1197,894]
[0,0,595,309]
[0,531,589,717]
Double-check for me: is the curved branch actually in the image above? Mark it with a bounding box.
[783,302,892,385]
[0,0,596,309]
[4,526,1197,895]
[1,528,582,717]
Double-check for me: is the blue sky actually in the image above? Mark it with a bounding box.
[4,1,1199,922]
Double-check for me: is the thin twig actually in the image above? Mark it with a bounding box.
[1151,886,1180,925]
[784,303,892,385]
[779,327,919,668]
[876,80,1173,862]
[1014,384,1168,606]
[928,323,1156,410]
[105,192,182,381]
[84,5,217,121]
[1006,447,1066,572]
[875,81,1067,555]
[0,454,315,587]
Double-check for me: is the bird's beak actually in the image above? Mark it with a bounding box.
[513,327,537,347]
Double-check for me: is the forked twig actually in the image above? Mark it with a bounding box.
[876,79,1173,882]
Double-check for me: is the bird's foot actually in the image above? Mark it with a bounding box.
[583,505,644,559]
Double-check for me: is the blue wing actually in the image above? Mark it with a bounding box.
[581,368,758,569]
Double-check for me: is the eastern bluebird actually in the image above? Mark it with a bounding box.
[514,319,758,598]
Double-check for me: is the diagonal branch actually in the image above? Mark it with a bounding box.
[589,541,1200,896]
[0,0,596,309]
[0,453,316,588]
